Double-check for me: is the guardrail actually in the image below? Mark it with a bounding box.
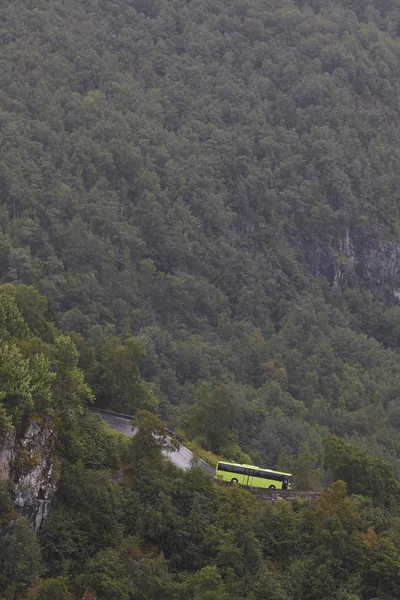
[87,407,135,420]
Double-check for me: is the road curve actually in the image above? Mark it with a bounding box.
[96,411,215,477]
[93,411,320,503]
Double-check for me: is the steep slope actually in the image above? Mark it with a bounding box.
[3,1,400,598]
[1,0,400,466]
[0,284,93,530]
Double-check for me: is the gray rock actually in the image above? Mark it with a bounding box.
[0,419,57,531]
[303,229,400,302]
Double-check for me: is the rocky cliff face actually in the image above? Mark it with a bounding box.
[0,419,57,532]
[305,230,400,303]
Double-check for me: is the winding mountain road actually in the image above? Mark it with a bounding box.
[94,410,320,503]
[97,411,215,476]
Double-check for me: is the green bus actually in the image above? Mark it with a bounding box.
[215,461,292,490]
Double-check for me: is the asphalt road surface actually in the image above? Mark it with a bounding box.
[98,412,214,476]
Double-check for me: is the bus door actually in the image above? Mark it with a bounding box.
[241,468,249,486]
[244,468,256,487]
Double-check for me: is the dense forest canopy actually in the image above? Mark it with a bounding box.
[1,0,400,467]
[2,0,400,596]
[0,287,398,600]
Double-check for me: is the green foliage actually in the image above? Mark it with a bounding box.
[93,337,156,414]
[30,414,400,600]
[0,482,13,526]
[0,0,399,487]
[0,288,29,340]
[79,538,182,600]
[278,443,322,491]
[131,410,179,461]
[77,414,126,471]
[51,335,93,419]
[186,566,228,599]
[181,382,240,455]
[2,0,400,597]
[0,284,99,599]
[27,578,72,600]
[0,343,35,419]
[0,519,41,599]
[0,404,13,435]
[40,467,125,577]
[0,0,398,466]
[0,284,92,433]
[323,436,400,506]
[179,439,221,469]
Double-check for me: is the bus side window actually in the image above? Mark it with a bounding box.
[219,463,233,472]
[234,466,246,475]
[260,471,283,481]
[224,465,246,475]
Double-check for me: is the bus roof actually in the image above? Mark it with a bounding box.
[217,461,292,476]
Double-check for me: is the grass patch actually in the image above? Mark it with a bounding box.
[182,439,220,468]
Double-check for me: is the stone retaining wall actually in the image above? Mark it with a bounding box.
[251,489,320,503]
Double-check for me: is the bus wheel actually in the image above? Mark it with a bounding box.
[231,478,238,484]
[269,485,276,489]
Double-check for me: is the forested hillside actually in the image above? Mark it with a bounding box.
[1,0,400,468]
[2,0,400,597]
[0,285,398,600]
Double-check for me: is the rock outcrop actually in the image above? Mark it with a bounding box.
[304,229,400,303]
[0,419,57,531]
